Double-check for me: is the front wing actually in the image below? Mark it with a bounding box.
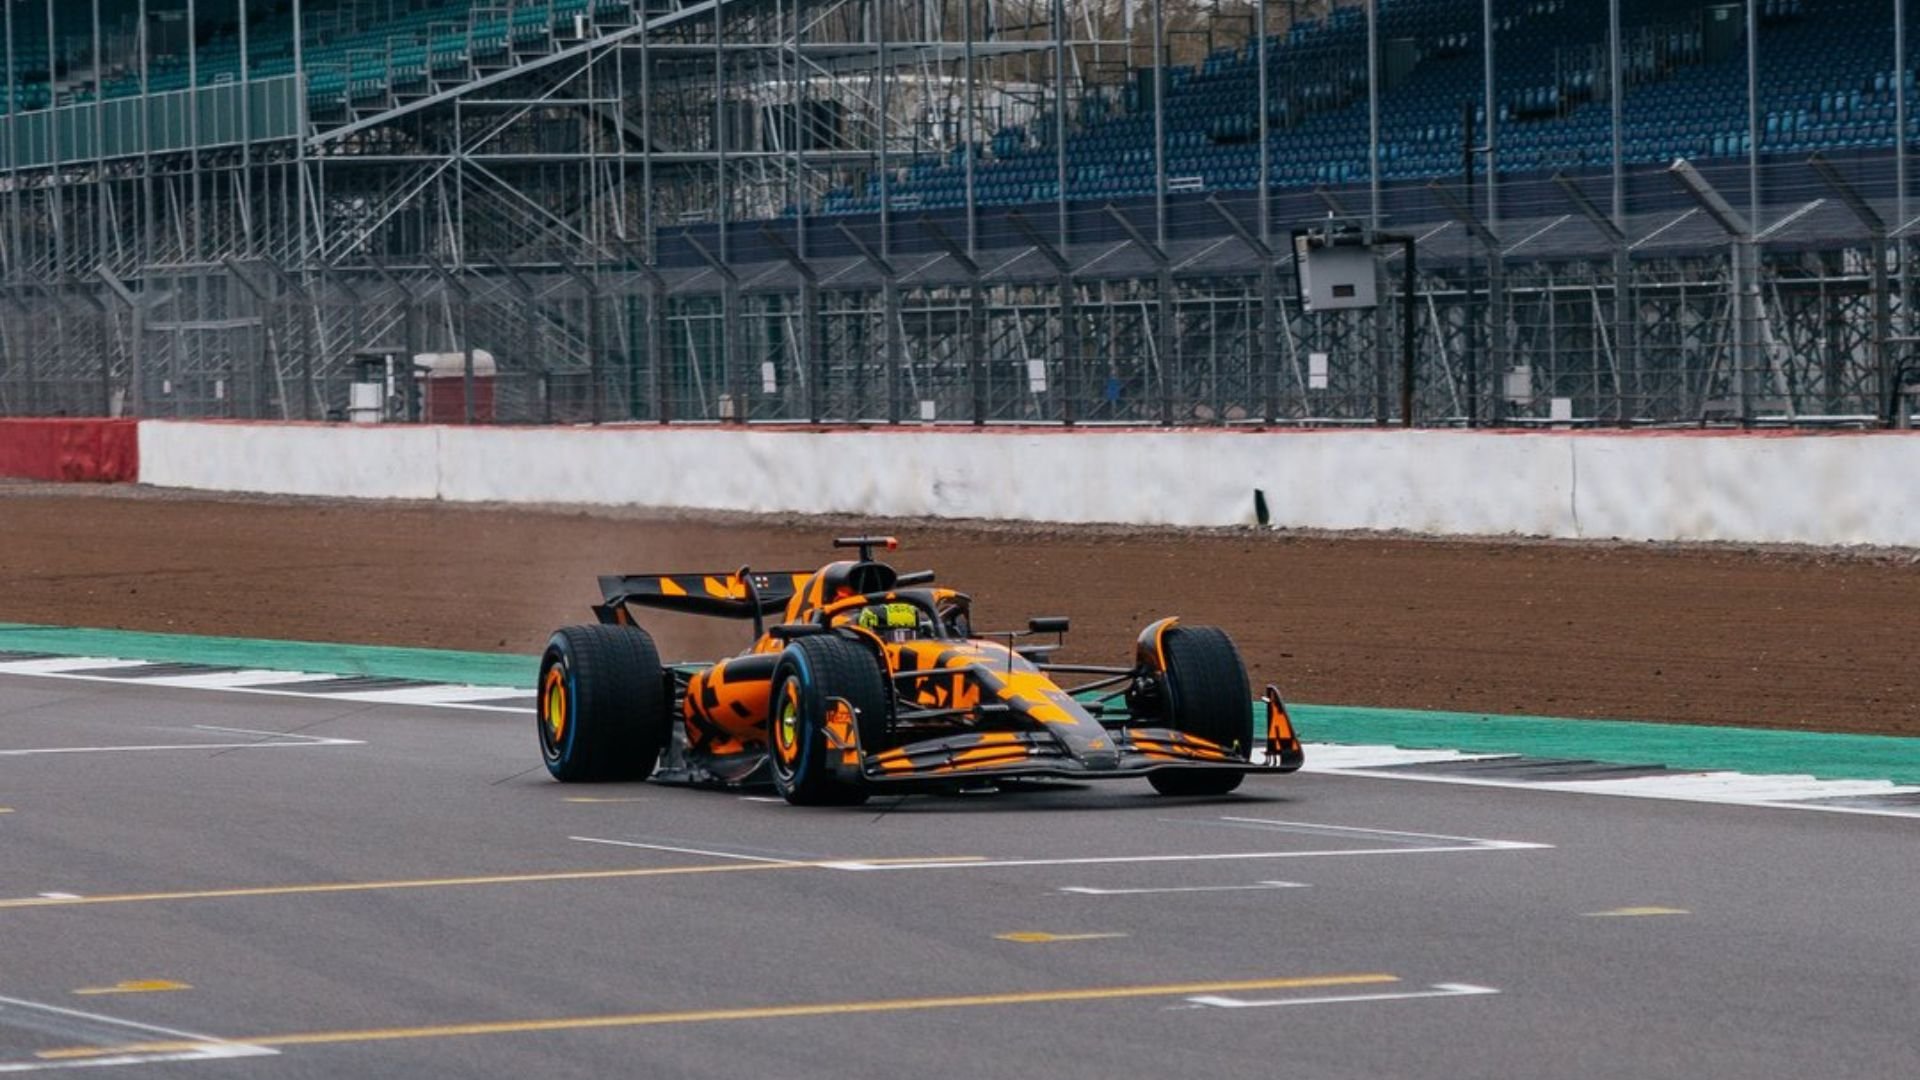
[841,685,1306,784]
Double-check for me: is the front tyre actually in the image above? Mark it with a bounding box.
[768,635,890,806]
[1146,625,1253,797]
[538,624,670,782]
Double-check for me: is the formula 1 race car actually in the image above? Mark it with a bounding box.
[536,536,1303,805]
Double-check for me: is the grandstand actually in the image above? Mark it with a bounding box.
[830,0,1865,209]
[0,0,1914,426]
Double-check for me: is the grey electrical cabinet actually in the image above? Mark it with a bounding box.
[1292,229,1378,312]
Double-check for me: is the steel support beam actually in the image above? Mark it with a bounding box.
[1009,210,1078,425]
[1105,205,1175,426]
[1810,154,1895,423]
[922,217,987,426]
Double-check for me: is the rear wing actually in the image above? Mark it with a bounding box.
[595,571,812,622]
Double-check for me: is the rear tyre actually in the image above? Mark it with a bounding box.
[768,635,890,806]
[1145,625,1252,797]
[538,624,670,782]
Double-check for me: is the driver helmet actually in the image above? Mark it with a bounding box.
[856,602,925,643]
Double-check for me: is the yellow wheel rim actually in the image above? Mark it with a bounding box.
[774,682,800,764]
[543,666,568,744]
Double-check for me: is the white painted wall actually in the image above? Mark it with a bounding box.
[137,421,1920,547]
[139,421,441,501]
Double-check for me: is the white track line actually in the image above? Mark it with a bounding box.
[0,726,362,758]
[191,725,363,745]
[0,1043,271,1074]
[1211,816,1544,847]
[1186,982,1500,1010]
[1318,765,1920,819]
[0,659,154,676]
[1059,881,1308,895]
[0,742,360,758]
[323,685,537,706]
[1530,772,1920,803]
[0,993,275,1073]
[125,670,346,690]
[1294,745,1515,770]
[568,836,805,865]
[823,841,1547,872]
[0,668,527,713]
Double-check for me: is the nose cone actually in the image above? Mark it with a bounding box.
[1069,732,1121,770]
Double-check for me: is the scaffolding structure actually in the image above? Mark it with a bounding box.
[1,0,1916,427]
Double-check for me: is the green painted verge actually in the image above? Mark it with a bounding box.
[3,622,1917,785]
[1291,704,1920,787]
[0,623,534,689]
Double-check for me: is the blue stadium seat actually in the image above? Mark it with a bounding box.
[854,0,1915,216]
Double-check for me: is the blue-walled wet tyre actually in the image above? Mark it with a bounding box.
[538,623,670,782]
[768,635,888,806]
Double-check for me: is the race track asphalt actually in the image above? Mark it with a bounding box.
[1,673,1914,1079]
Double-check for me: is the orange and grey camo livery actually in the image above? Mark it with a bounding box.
[583,535,1303,793]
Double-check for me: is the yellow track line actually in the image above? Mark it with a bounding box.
[73,979,192,996]
[42,973,1399,1059]
[0,856,984,911]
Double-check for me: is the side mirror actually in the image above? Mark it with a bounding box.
[1028,616,1070,635]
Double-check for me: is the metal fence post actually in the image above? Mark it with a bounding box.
[63,280,111,418]
[1369,234,1419,427]
[683,233,743,425]
[1669,159,1758,423]
[837,223,899,425]
[1205,196,1278,426]
[425,258,476,425]
[558,257,607,424]
[0,290,35,415]
[563,260,603,425]
[651,278,671,424]
[922,217,986,425]
[1810,154,1895,423]
[96,270,143,417]
[639,265,671,425]
[221,258,275,419]
[368,258,423,422]
[246,258,319,421]
[616,240,670,424]
[1009,210,1077,425]
[1104,205,1175,426]
[759,225,821,423]
[1555,173,1633,423]
[1430,181,1502,423]
[492,258,545,423]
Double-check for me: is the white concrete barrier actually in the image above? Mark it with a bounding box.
[137,421,1920,547]
[1568,433,1920,546]
[139,421,441,501]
